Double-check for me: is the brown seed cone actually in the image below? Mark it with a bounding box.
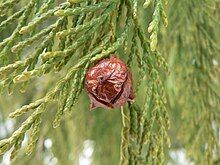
[85,55,134,109]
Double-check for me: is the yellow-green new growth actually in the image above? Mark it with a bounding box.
[146,0,168,51]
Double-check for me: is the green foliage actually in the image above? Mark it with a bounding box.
[163,0,220,164]
[0,0,169,163]
[0,0,219,164]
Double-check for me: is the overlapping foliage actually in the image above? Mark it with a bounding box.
[163,0,220,164]
[0,0,170,164]
[0,0,219,164]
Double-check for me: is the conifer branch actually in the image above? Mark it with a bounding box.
[145,0,168,51]
[164,0,220,163]
[120,106,130,165]
[0,0,170,163]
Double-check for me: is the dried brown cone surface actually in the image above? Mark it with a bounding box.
[85,55,134,109]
